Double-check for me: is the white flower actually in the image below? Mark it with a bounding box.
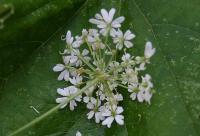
[136,62,146,71]
[137,88,152,104]
[135,42,155,71]
[113,29,135,50]
[76,131,82,136]
[65,30,74,45]
[82,49,91,61]
[121,53,133,63]
[54,8,156,128]
[96,90,106,101]
[74,49,91,66]
[89,8,125,36]
[86,29,105,50]
[65,49,91,67]
[56,86,82,110]
[53,64,70,81]
[72,36,83,48]
[142,74,153,87]
[144,41,156,58]
[62,50,79,66]
[114,93,123,101]
[84,97,104,123]
[109,61,122,75]
[69,75,83,85]
[128,83,138,100]
[137,74,153,104]
[102,106,124,128]
[122,68,138,84]
[87,29,99,43]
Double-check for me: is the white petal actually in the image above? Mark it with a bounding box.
[112,23,121,28]
[53,64,65,72]
[63,70,69,81]
[102,116,114,128]
[57,70,68,81]
[115,94,123,101]
[82,49,89,56]
[138,63,146,71]
[99,28,107,36]
[116,43,123,50]
[115,115,124,125]
[70,56,78,64]
[87,102,94,109]
[63,56,70,64]
[116,29,123,37]
[75,95,82,102]
[112,16,125,27]
[76,131,82,136]
[57,88,68,96]
[124,41,133,48]
[89,19,104,25]
[137,91,144,102]
[72,41,81,48]
[66,31,73,45]
[144,41,155,58]
[144,90,152,104]
[97,23,107,29]
[66,31,71,42]
[95,112,102,123]
[68,86,78,94]
[124,30,135,40]
[95,13,103,20]
[108,8,116,22]
[144,74,151,81]
[102,110,111,116]
[69,100,76,111]
[56,97,66,103]
[130,93,136,100]
[87,111,94,119]
[91,97,97,105]
[77,75,83,82]
[83,96,89,103]
[87,36,95,43]
[110,28,117,37]
[101,9,110,23]
[56,97,67,108]
[116,106,124,114]
[69,77,76,85]
[122,53,131,61]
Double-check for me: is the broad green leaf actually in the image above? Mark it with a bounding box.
[0,0,85,86]
[0,0,200,136]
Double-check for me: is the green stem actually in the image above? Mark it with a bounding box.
[86,41,98,63]
[9,78,99,136]
[73,49,96,71]
[118,83,128,89]
[105,50,116,70]
[103,82,115,111]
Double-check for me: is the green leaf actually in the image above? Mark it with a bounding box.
[0,0,200,136]
[0,0,85,86]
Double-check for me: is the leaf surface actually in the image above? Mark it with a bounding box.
[0,0,85,86]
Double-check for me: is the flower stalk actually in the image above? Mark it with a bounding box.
[9,79,99,136]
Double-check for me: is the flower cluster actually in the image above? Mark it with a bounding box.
[53,8,156,128]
